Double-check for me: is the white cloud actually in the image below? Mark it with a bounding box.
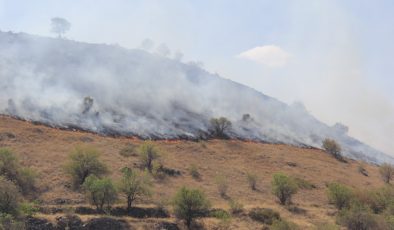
[238,45,291,67]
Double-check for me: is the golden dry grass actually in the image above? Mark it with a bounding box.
[0,115,384,229]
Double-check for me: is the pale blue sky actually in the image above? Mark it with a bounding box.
[1,0,393,155]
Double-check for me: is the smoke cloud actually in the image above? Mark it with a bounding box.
[0,31,392,164]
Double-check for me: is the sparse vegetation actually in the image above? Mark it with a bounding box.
[271,173,298,205]
[138,142,160,173]
[327,182,353,210]
[271,219,299,230]
[292,177,316,190]
[379,163,394,184]
[82,175,117,212]
[117,167,151,211]
[249,208,280,225]
[228,199,244,215]
[210,117,232,138]
[189,164,200,180]
[65,146,108,188]
[215,174,229,197]
[322,138,342,160]
[246,172,258,190]
[119,144,136,157]
[173,187,210,229]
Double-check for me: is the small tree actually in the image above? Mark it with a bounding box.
[379,163,394,184]
[327,182,353,210]
[173,187,210,229]
[138,142,160,173]
[0,177,20,216]
[83,175,117,212]
[118,167,151,211]
[271,173,298,205]
[50,17,71,38]
[322,139,342,160]
[210,117,232,138]
[65,146,108,188]
[247,172,258,190]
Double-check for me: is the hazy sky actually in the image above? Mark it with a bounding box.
[1,0,393,156]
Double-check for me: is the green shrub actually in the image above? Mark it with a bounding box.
[271,219,298,230]
[215,174,228,197]
[292,177,316,190]
[0,177,21,216]
[119,144,136,157]
[18,202,39,216]
[117,167,151,211]
[210,209,231,221]
[65,146,108,188]
[327,182,353,210]
[83,175,117,212]
[337,202,379,230]
[379,163,394,184]
[210,117,232,138]
[249,208,280,225]
[138,142,160,173]
[173,187,210,228]
[228,199,244,215]
[271,173,298,205]
[246,173,257,190]
[322,139,342,160]
[16,168,37,196]
[189,164,200,180]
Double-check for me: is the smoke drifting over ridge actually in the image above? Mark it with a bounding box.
[0,31,392,164]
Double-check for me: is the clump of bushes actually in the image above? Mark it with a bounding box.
[0,148,37,195]
[379,163,394,184]
[82,175,117,212]
[271,173,298,205]
[138,141,160,173]
[327,182,353,210]
[249,208,280,225]
[210,117,232,138]
[173,187,210,229]
[246,172,258,190]
[65,146,108,188]
[117,167,151,211]
[322,139,343,160]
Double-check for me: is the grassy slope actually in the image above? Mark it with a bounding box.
[0,115,384,229]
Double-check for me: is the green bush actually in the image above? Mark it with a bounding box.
[210,117,232,138]
[16,168,37,196]
[210,209,231,221]
[83,175,117,211]
[215,174,228,197]
[65,146,108,188]
[271,173,298,205]
[322,139,342,160]
[246,172,257,190]
[117,167,151,211]
[379,163,394,184]
[138,142,160,173]
[271,219,298,230]
[18,202,39,216]
[0,177,21,216]
[337,202,380,230]
[173,187,210,228]
[189,164,200,180]
[249,208,280,225]
[327,182,353,210]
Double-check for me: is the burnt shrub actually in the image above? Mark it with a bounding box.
[322,139,343,160]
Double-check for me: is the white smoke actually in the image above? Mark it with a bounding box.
[0,31,392,164]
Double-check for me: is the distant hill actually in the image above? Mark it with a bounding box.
[0,31,391,164]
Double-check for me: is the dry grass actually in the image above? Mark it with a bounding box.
[0,115,384,229]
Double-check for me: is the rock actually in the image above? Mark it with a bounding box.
[83,217,129,230]
[55,215,83,230]
[25,217,55,230]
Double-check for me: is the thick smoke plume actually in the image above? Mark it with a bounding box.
[0,31,392,164]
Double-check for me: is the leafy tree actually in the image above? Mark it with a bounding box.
[210,117,232,138]
[65,146,108,188]
[327,182,353,210]
[83,175,117,211]
[322,139,342,160]
[271,173,298,205]
[118,167,151,211]
[138,142,160,173]
[379,163,394,184]
[50,17,71,38]
[173,187,210,229]
[0,177,20,216]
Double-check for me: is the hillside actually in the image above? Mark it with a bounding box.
[0,31,392,164]
[0,115,385,229]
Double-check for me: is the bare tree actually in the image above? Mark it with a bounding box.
[51,17,71,38]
